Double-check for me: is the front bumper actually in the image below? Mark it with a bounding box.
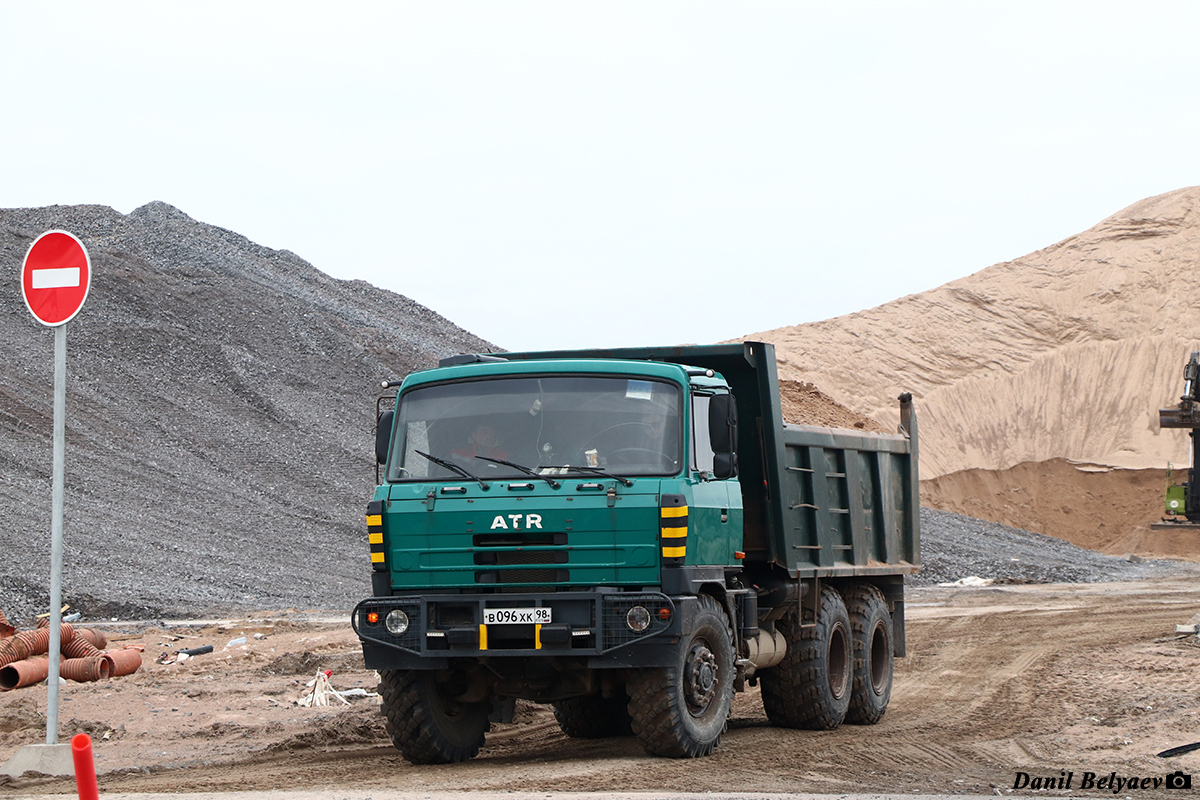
[353,590,680,669]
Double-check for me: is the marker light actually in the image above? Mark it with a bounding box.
[366,611,380,624]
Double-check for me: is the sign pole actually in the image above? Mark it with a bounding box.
[46,324,66,745]
[1,229,92,778]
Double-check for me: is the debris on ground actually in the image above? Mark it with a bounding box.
[0,612,142,690]
[296,670,377,708]
[938,576,995,587]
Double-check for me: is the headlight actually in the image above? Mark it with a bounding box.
[385,609,410,635]
[625,605,651,632]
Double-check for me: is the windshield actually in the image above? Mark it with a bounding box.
[386,375,682,482]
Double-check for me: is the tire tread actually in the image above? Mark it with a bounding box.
[842,583,893,725]
[759,585,851,730]
[628,594,733,758]
[378,669,488,764]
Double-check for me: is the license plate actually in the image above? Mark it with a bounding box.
[483,607,552,625]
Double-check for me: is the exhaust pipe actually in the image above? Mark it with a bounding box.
[743,626,787,671]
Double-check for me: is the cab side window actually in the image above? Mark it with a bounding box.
[691,394,715,474]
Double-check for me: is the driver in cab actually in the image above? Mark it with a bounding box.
[452,424,509,461]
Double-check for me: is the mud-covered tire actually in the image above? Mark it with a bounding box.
[378,669,490,764]
[760,585,852,730]
[628,594,734,757]
[552,687,634,738]
[843,583,893,725]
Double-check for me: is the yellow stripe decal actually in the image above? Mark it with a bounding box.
[662,545,687,558]
[479,624,488,651]
[370,552,385,563]
[366,514,382,526]
[661,528,687,538]
[535,623,543,650]
[660,506,689,518]
[368,532,383,544]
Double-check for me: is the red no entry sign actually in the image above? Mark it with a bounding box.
[21,230,91,326]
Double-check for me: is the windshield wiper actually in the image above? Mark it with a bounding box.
[474,456,561,489]
[414,450,489,490]
[557,465,634,487]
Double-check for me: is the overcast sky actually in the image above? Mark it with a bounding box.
[4,3,1199,351]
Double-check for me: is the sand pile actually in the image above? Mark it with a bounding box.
[745,187,1200,480]
[777,379,888,432]
[745,187,1200,558]
[919,459,1189,558]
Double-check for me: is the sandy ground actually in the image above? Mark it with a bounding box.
[5,579,1200,798]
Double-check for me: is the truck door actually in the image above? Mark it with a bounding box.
[689,393,742,566]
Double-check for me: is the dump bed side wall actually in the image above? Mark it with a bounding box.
[779,424,920,577]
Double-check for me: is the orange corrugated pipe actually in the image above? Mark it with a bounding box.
[0,609,14,638]
[0,639,18,669]
[0,655,49,691]
[62,637,101,660]
[0,623,75,669]
[60,656,111,683]
[102,649,142,678]
[75,628,107,650]
[0,629,42,663]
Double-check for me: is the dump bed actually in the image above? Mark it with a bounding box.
[473,341,920,578]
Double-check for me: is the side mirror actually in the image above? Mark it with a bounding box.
[708,394,738,478]
[375,410,394,465]
[713,452,738,480]
[708,394,738,454]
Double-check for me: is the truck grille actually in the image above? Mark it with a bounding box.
[473,532,569,586]
[474,550,567,566]
[473,532,567,547]
[477,567,569,584]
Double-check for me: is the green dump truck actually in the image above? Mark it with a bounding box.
[353,341,920,762]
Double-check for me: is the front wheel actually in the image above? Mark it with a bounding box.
[628,594,734,757]
[378,669,490,764]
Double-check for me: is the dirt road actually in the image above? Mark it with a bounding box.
[5,579,1200,797]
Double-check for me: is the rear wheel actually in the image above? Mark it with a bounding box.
[843,583,894,724]
[628,594,734,757]
[760,585,852,730]
[552,687,633,738]
[378,669,490,764]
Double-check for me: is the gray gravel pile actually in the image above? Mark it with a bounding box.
[0,202,493,627]
[911,508,1192,586]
